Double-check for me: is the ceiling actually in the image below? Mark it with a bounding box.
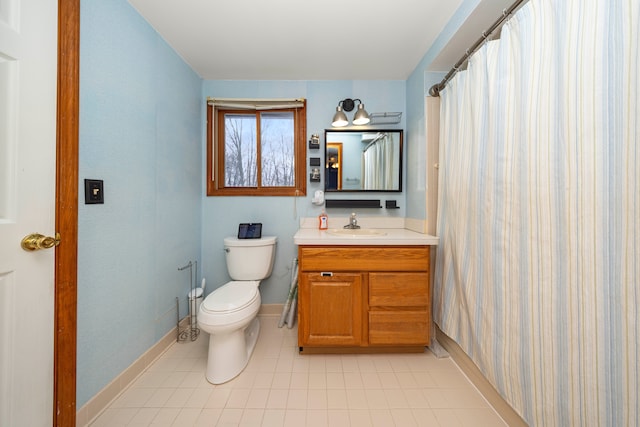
[127,0,464,80]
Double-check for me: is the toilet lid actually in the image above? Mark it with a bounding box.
[202,281,259,313]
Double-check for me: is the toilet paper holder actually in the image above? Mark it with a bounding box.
[177,260,201,342]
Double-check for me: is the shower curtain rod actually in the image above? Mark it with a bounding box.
[363,133,387,152]
[428,0,529,97]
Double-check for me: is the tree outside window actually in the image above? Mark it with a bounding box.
[206,100,306,196]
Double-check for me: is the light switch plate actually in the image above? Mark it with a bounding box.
[84,179,104,204]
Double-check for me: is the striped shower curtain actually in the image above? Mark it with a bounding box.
[433,1,639,425]
[362,134,399,190]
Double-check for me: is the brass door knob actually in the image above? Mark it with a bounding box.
[21,233,61,251]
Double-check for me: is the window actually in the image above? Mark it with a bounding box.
[206,98,307,196]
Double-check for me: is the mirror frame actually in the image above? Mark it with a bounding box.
[324,129,403,192]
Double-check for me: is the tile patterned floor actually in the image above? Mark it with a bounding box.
[89,316,506,426]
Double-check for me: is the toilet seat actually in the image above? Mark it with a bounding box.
[202,281,259,313]
[199,281,261,327]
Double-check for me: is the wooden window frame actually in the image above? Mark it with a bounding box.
[206,100,307,196]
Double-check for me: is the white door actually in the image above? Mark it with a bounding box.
[0,0,59,425]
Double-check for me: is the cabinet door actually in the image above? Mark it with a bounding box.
[299,272,362,346]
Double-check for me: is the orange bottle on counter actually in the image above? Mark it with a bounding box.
[318,210,328,230]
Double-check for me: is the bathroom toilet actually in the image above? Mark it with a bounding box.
[198,236,277,384]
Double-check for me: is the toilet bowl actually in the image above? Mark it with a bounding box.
[198,281,262,384]
[198,236,276,384]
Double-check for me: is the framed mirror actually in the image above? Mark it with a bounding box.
[324,129,403,192]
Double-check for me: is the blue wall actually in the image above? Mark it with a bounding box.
[404,0,482,222]
[78,0,202,407]
[76,0,481,410]
[76,3,408,405]
[200,80,406,306]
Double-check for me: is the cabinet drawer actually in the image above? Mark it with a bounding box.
[299,246,429,272]
[369,272,429,307]
[368,311,429,345]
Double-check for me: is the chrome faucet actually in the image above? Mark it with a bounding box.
[344,212,360,229]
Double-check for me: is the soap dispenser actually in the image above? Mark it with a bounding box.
[318,210,328,230]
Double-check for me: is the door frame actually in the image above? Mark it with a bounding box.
[54,0,79,425]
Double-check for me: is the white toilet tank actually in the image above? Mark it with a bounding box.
[224,236,277,281]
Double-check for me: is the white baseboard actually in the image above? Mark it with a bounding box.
[259,303,284,316]
[76,316,190,427]
[77,308,523,427]
[435,326,528,427]
[75,305,287,426]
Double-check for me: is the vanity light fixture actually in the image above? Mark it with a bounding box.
[331,105,349,127]
[331,98,370,127]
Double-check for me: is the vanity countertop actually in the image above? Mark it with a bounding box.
[293,217,439,246]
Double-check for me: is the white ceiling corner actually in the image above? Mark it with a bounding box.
[126,0,466,80]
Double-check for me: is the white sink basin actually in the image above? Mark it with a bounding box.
[326,228,387,237]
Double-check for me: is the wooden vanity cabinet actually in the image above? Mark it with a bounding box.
[297,245,431,352]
